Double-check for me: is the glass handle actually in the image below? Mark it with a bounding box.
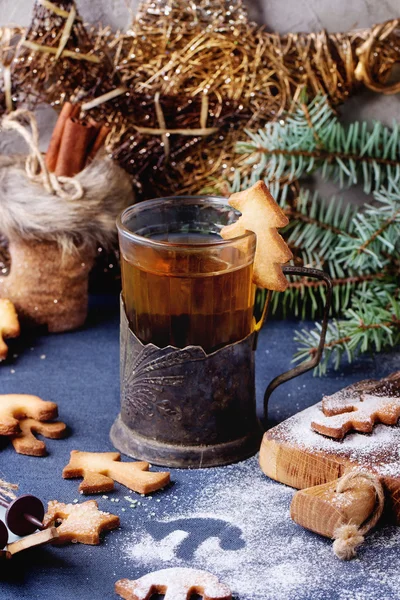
[263,266,333,424]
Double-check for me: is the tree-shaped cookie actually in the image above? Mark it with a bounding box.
[312,372,400,438]
[63,450,170,494]
[43,500,119,545]
[220,180,293,291]
[0,394,58,435]
[0,299,20,361]
[115,568,232,600]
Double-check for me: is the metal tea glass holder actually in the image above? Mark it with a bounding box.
[111,265,332,469]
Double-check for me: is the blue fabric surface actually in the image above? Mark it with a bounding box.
[0,295,399,600]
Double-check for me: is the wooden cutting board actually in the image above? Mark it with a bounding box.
[260,399,400,524]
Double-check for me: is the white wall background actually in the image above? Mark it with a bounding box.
[0,0,399,199]
[1,0,399,34]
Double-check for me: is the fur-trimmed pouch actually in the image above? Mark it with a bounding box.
[0,110,133,332]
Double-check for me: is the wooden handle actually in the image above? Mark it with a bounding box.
[7,526,58,555]
[290,477,377,538]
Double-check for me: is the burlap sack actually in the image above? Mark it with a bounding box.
[0,110,133,331]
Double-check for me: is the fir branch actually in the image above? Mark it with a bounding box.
[266,186,399,318]
[267,188,378,317]
[334,185,400,270]
[293,286,400,375]
[236,96,400,194]
[271,273,397,319]
[283,189,357,265]
[231,95,400,372]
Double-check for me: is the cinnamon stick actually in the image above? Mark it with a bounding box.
[87,124,110,162]
[55,118,98,177]
[45,102,80,172]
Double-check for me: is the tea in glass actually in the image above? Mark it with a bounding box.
[118,198,257,353]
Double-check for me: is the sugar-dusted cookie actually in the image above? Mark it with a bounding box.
[0,394,58,436]
[312,371,400,439]
[115,568,232,600]
[10,418,67,456]
[43,500,119,545]
[220,180,292,291]
[63,450,170,495]
[0,299,20,361]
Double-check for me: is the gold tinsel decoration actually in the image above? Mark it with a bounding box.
[2,0,400,197]
[10,0,124,115]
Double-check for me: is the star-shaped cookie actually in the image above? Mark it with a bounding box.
[43,500,120,545]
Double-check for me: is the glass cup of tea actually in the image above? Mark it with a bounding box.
[111,196,332,468]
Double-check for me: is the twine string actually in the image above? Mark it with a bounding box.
[332,469,385,560]
[1,109,83,201]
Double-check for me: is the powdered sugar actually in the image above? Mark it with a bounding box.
[118,457,400,599]
[117,567,232,600]
[276,402,400,476]
[312,392,400,439]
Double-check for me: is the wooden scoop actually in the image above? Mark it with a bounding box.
[290,469,385,559]
[290,477,377,538]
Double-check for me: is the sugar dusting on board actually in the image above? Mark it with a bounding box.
[276,402,400,476]
[119,457,400,600]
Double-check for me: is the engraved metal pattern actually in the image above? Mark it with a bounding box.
[122,334,207,422]
[119,300,259,447]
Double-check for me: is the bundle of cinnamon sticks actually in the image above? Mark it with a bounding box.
[45,102,110,177]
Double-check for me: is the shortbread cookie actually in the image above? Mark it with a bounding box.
[63,450,170,494]
[220,180,292,291]
[43,500,119,545]
[0,299,20,361]
[11,418,67,456]
[0,394,58,436]
[115,568,232,600]
[312,372,400,439]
